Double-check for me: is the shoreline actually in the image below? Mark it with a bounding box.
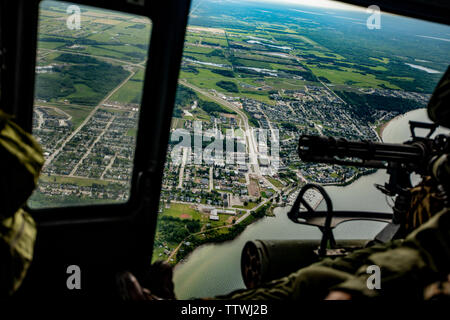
[173,204,273,269]
[378,109,423,140]
[172,202,274,266]
[171,109,421,267]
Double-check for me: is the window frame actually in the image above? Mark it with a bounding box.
[2,0,192,227]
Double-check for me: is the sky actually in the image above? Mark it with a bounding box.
[245,0,367,12]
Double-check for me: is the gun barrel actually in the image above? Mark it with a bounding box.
[298,135,425,169]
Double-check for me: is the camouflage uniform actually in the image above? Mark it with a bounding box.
[0,110,43,296]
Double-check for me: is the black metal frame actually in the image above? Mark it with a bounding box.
[0,0,448,298]
[288,184,392,256]
[3,0,190,223]
[0,0,191,297]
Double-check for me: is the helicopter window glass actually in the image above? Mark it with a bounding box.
[28,0,151,208]
[152,0,450,298]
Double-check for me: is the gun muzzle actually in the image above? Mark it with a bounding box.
[297,135,425,169]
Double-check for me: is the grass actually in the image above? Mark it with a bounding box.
[171,118,187,129]
[194,113,211,122]
[267,177,284,188]
[304,49,345,60]
[235,91,276,106]
[132,69,147,81]
[234,58,273,69]
[57,104,92,129]
[199,37,228,47]
[307,64,400,89]
[180,68,232,90]
[162,203,203,220]
[151,240,178,263]
[367,65,388,71]
[39,175,113,187]
[185,52,231,66]
[38,41,65,50]
[109,78,144,104]
[127,128,137,137]
[369,57,390,64]
[233,202,258,210]
[66,83,101,103]
[263,78,307,90]
[184,45,217,55]
[41,107,64,117]
[100,44,147,55]
[36,52,62,66]
[78,46,134,62]
[180,69,259,108]
[387,76,414,82]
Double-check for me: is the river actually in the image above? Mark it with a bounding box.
[172,108,447,299]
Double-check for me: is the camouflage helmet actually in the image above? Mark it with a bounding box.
[428,66,450,128]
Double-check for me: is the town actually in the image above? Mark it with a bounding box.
[29,1,434,265]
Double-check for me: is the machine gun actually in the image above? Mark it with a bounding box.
[288,121,449,255]
[297,121,448,197]
[240,121,449,289]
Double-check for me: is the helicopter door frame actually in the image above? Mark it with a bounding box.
[0,0,191,297]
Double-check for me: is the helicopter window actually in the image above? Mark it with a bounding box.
[150,0,449,298]
[28,0,152,208]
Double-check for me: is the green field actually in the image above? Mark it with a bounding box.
[109,77,144,104]
[267,177,284,188]
[126,128,138,137]
[233,202,258,210]
[57,105,92,128]
[67,83,102,104]
[40,175,114,187]
[369,57,390,64]
[38,41,65,50]
[307,64,400,89]
[162,203,203,220]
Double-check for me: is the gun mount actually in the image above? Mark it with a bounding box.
[241,121,449,289]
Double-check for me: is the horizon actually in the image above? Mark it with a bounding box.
[224,0,368,12]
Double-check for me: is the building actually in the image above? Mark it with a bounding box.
[217,209,236,215]
[209,209,219,221]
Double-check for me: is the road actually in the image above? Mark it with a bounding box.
[100,153,117,180]
[209,166,214,192]
[254,103,282,188]
[177,147,189,189]
[318,79,347,105]
[69,116,116,176]
[180,79,283,193]
[34,108,44,130]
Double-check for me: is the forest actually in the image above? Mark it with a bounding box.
[335,91,425,122]
[35,54,129,105]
